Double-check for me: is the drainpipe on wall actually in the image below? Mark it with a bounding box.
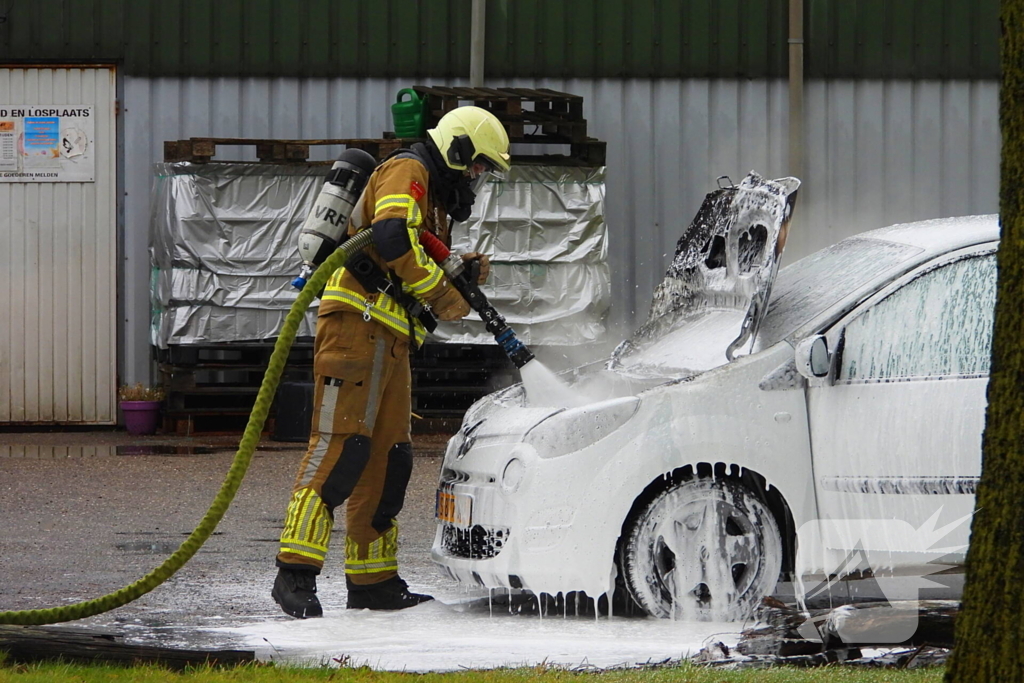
[470,0,486,87]
[788,0,805,181]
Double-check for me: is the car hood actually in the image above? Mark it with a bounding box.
[610,171,800,377]
[459,171,800,431]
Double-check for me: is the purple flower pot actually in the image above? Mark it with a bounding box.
[121,400,162,435]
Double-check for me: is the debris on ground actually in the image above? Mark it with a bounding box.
[687,598,956,669]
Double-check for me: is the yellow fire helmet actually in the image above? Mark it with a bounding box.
[427,106,512,174]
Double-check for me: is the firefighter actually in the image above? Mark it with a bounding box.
[272,106,511,616]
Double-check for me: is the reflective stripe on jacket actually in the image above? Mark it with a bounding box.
[321,270,428,346]
[319,155,451,343]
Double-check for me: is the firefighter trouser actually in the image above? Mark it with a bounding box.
[276,310,414,585]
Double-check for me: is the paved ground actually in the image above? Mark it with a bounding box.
[0,429,744,670]
[0,429,451,647]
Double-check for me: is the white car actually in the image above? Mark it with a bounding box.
[431,172,996,620]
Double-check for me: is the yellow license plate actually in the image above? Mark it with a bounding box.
[436,489,472,526]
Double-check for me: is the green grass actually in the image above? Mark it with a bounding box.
[0,661,946,683]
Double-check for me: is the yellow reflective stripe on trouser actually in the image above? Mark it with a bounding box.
[279,488,333,561]
[345,523,399,575]
[321,286,427,345]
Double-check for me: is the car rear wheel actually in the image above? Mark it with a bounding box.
[621,477,783,620]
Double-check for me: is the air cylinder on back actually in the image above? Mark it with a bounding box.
[291,148,378,290]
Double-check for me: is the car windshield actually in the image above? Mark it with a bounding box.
[609,238,923,380]
[758,237,924,346]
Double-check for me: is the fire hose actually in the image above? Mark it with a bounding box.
[0,146,534,625]
[0,230,374,625]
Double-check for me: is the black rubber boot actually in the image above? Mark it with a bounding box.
[272,567,323,618]
[346,576,434,610]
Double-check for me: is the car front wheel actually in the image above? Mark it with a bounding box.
[621,477,783,620]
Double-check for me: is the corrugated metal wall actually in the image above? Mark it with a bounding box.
[484,0,790,78]
[121,75,999,384]
[0,67,118,423]
[806,0,1000,78]
[802,79,1000,255]
[0,1,1000,79]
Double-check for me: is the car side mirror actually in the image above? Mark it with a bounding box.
[795,335,831,379]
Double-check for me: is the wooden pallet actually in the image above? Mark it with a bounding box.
[163,137,416,164]
[162,134,605,166]
[164,86,604,166]
[413,86,604,164]
[155,342,314,434]
[411,344,515,420]
[151,341,516,435]
[414,86,587,143]
[164,134,606,167]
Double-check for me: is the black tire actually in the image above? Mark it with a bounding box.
[621,477,783,620]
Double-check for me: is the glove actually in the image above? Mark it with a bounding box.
[431,284,471,321]
[461,253,491,284]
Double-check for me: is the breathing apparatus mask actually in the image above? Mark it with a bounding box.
[468,155,505,194]
[449,133,506,188]
[434,134,504,222]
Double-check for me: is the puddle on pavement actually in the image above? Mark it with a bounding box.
[69,566,744,671]
[115,540,183,554]
[115,540,229,554]
[115,531,225,554]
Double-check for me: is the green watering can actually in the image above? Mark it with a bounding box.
[391,88,429,138]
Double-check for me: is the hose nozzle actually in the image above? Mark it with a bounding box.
[420,231,535,369]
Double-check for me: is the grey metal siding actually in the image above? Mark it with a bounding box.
[802,79,999,256]
[121,75,998,386]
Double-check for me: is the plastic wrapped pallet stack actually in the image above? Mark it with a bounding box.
[150,162,610,349]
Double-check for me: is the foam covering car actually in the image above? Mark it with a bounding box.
[432,171,996,621]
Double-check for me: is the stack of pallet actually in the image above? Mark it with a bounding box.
[413,85,605,165]
[152,87,607,433]
[409,344,516,433]
[163,87,605,167]
[156,341,513,436]
[162,136,414,165]
[156,342,314,434]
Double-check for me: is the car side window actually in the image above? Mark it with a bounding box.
[839,253,996,382]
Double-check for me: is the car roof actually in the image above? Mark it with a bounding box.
[854,214,999,255]
[762,215,999,347]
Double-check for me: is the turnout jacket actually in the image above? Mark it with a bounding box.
[320,155,465,345]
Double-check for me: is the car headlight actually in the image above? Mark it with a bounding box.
[523,396,640,459]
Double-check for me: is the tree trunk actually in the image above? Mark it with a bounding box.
[946,3,1024,681]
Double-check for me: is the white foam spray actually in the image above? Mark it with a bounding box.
[519,360,588,408]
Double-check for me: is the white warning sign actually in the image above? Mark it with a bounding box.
[0,105,95,182]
